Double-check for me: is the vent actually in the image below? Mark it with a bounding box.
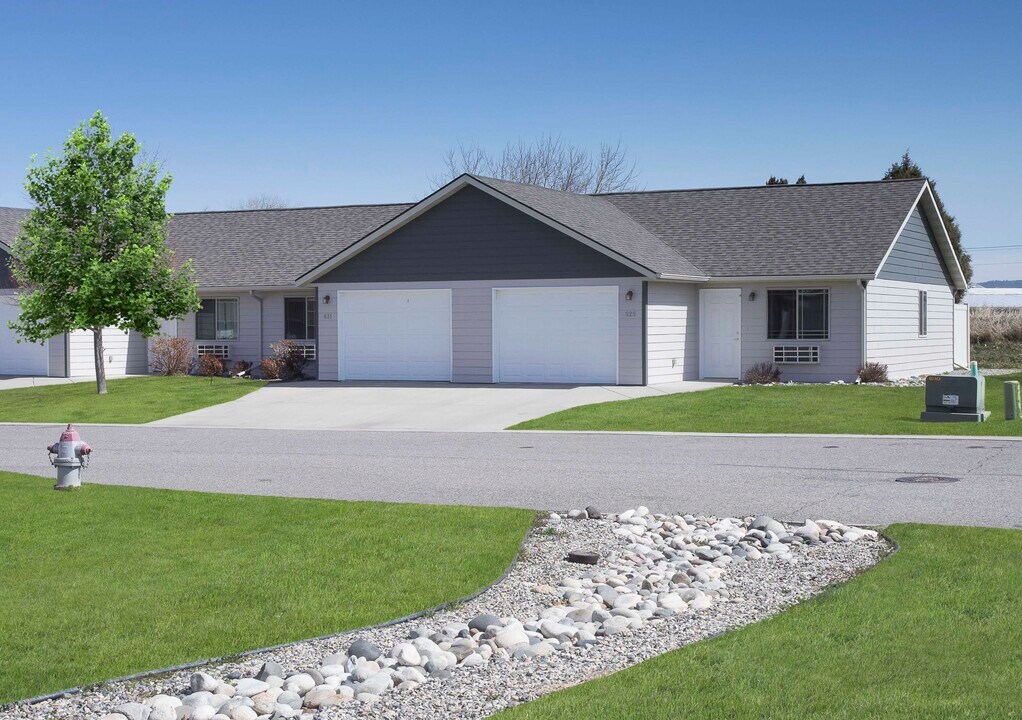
[196,344,230,359]
[773,345,819,364]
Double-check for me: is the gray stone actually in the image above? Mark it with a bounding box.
[256,661,284,682]
[585,506,604,519]
[468,614,502,632]
[190,673,219,694]
[347,639,382,661]
[354,671,392,696]
[275,691,302,710]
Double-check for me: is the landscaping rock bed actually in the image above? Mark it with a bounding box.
[2,509,887,720]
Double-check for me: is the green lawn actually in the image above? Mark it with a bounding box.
[500,523,1022,719]
[512,372,1022,436]
[0,472,535,704]
[0,375,265,424]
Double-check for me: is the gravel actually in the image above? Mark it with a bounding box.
[1,509,887,720]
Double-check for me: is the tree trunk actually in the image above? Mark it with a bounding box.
[93,327,107,395]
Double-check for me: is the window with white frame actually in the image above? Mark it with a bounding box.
[767,289,829,340]
[284,297,317,341]
[196,298,239,341]
[919,290,928,336]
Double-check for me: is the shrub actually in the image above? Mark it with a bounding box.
[197,353,225,377]
[971,306,1022,344]
[270,339,309,382]
[858,361,889,383]
[743,362,782,385]
[231,360,253,376]
[149,336,194,376]
[259,357,281,380]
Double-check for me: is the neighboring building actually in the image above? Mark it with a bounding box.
[0,175,968,382]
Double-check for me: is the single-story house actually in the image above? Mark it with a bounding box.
[0,174,968,383]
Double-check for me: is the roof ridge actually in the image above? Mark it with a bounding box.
[174,201,415,216]
[594,177,925,197]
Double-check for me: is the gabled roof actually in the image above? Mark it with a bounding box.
[0,176,964,290]
[599,178,930,279]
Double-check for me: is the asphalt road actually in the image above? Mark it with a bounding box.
[3,423,1021,528]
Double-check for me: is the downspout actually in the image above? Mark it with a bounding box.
[250,290,264,364]
[857,279,868,368]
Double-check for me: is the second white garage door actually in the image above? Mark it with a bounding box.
[337,290,452,381]
[0,296,48,376]
[494,286,618,384]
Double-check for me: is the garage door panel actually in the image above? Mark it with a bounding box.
[0,299,48,376]
[338,290,451,381]
[495,287,618,384]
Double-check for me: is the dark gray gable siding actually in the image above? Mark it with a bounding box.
[314,186,641,283]
[877,206,953,286]
[0,247,16,289]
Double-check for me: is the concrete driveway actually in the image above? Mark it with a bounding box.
[149,380,728,431]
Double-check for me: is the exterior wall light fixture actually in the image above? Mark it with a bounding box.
[748,291,756,302]
[625,290,634,301]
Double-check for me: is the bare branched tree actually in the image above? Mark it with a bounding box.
[431,136,639,193]
[231,193,290,210]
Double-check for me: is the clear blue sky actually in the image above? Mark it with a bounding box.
[1,1,1019,281]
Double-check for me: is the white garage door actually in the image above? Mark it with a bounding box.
[338,290,452,381]
[0,296,47,376]
[494,286,618,384]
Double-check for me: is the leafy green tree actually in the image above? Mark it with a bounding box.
[883,151,972,286]
[8,112,199,394]
[795,174,807,185]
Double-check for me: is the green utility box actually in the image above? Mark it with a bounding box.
[1006,381,1020,421]
[920,374,991,423]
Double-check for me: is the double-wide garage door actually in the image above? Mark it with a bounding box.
[0,297,47,376]
[336,287,618,384]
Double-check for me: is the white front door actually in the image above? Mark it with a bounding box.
[337,289,452,381]
[0,296,48,376]
[699,288,742,379]
[494,286,618,384]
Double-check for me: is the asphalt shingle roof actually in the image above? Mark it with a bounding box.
[0,178,929,286]
[471,176,706,277]
[168,203,411,287]
[599,178,927,277]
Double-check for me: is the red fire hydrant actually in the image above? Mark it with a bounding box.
[47,424,92,490]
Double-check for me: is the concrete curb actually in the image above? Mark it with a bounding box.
[0,421,1020,442]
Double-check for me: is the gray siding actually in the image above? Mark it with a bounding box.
[877,207,953,286]
[866,278,954,378]
[313,186,641,283]
[646,281,699,382]
[703,280,863,382]
[176,291,318,375]
[314,278,644,385]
